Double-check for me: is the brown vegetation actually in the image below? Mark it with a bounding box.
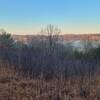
[0,65,100,100]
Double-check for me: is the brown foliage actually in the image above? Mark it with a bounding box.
[0,66,100,100]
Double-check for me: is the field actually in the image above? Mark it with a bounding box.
[0,66,100,100]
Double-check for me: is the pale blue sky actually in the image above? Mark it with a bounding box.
[0,0,100,34]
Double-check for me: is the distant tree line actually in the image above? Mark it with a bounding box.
[0,25,100,80]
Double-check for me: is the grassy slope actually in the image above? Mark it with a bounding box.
[0,67,100,100]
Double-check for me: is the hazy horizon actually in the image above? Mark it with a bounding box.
[0,0,100,34]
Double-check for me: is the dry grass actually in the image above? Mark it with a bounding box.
[0,66,100,100]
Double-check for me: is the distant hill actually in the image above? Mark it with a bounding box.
[62,34,100,41]
[12,35,47,43]
[12,34,100,43]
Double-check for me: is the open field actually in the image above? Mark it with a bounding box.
[0,66,100,100]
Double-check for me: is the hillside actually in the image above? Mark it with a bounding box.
[12,34,100,43]
[63,34,100,41]
[0,32,100,100]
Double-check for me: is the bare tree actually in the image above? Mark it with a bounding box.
[41,24,61,48]
[47,24,60,46]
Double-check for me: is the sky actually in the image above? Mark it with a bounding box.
[0,0,100,34]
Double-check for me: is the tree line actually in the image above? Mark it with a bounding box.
[0,25,100,80]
